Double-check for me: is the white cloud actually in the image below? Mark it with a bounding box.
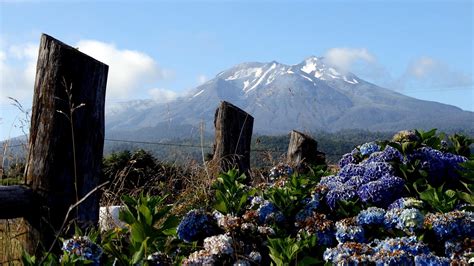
[0,42,38,105]
[324,48,376,72]
[197,74,208,85]
[148,88,179,103]
[405,56,472,88]
[76,40,173,100]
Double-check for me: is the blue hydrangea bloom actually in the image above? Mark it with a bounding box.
[177,209,219,242]
[325,185,357,210]
[257,201,284,224]
[444,240,463,259]
[388,197,424,210]
[414,253,450,266]
[338,148,360,168]
[361,162,395,182]
[61,236,102,265]
[318,175,346,188]
[398,208,424,233]
[295,194,320,223]
[366,146,403,163]
[323,242,373,264]
[357,175,405,208]
[338,163,366,179]
[384,208,403,229]
[372,250,413,266]
[374,236,431,256]
[359,142,380,156]
[296,213,335,246]
[424,210,474,240]
[335,218,365,243]
[344,175,366,188]
[357,207,386,226]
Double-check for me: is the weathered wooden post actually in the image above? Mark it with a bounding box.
[23,34,108,253]
[287,130,326,171]
[212,101,254,175]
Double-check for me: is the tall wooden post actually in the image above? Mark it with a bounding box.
[24,34,108,254]
[287,130,326,171]
[212,101,254,175]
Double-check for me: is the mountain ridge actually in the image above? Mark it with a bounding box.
[105,57,474,140]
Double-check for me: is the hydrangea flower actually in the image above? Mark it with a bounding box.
[357,207,386,226]
[146,252,172,265]
[424,210,474,240]
[361,162,395,182]
[295,194,320,223]
[338,163,366,179]
[372,250,413,266]
[357,175,405,207]
[388,197,424,210]
[203,234,234,256]
[318,175,346,188]
[338,148,360,168]
[61,236,102,265]
[257,201,285,224]
[325,184,357,210]
[374,236,431,256]
[177,209,219,242]
[366,146,403,164]
[323,242,374,264]
[359,142,380,156]
[414,253,450,266]
[335,218,365,243]
[398,208,424,233]
[344,175,366,188]
[384,208,403,229]
[296,213,335,246]
[182,250,216,265]
[269,163,293,179]
[217,214,242,232]
[248,251,262,263]
[392,130,419,143]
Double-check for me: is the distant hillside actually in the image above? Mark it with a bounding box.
[105,56,474,140]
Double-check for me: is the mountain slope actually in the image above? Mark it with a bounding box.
[105,57,474,139]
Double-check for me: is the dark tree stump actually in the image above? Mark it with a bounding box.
[287,130,326,171]
[212,101,254,175]
[24,34,108,254]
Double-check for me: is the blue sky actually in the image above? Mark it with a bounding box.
[0,0,473,140]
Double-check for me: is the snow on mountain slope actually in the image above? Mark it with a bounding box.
[105,56,474,139]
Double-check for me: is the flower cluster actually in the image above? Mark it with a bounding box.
[295,194,320,223]
[335,217,365,243]
[424,210,474,241]
[296,213,335,246]
[338,148,361,168]
[177,209,219,242]
[146,252,172,265]
[250,196,284,224]
[61,236,102,265]
[366,145,403,164]
[359,142,380,156]
[357,175,405,207]
[203,234,234,255]
[392,130,420,143]
[357,207,386,226]
[269,163,293,179]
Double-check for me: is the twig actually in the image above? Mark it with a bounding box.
[40,181,110,264]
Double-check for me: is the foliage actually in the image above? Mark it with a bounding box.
[100,193,179,265]
[212,169,254,215]
[267,233,319,266]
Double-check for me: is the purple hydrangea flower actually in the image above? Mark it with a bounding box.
[257,201,285,224]
[361,162,395,182]
[338,163,366,179]
[325,184,357,210]
[177,209,219,242]
[357,175,405,208]
[338,148,360,168]
[366,146,403,164]
[357,207,386,226]
[374,236,431,256]
[323,242,374,264]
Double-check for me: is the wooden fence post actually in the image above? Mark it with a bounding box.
[212,101,254,175]
[287,130,326,171]
[23,34,108,254]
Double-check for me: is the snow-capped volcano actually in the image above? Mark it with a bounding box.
[105,57,474,140]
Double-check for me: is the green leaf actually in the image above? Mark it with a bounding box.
[130,223,146,244]
[138,204,153,225]
[445,190,457,198]
[118,209,136,225]
[131,238,148,264]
